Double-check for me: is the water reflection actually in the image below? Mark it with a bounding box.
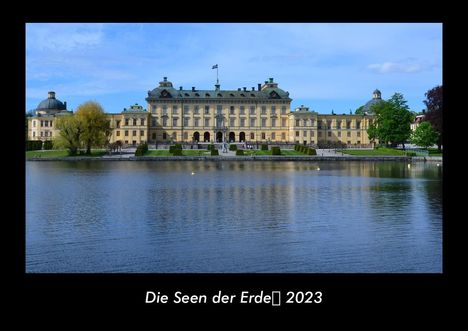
[26,161,442,273]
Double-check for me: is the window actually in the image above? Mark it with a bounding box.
[240,118,245,127]
[261,106,267,114]
[303,119,307,127]
[172,132,177,140]
[250,118,256,127]
[250,132,255,140]
[194,118,199,127]
[311,140,315,144]
[141,130,145,136]
[310,131,315,137]
[230,118,235,127]
[194,106,199,114]
[116,120,121,128]
[45,121,48,127]
[357,140,361,144]
[40,120,44,127]
[172,106,178,114]
[318,121,322,129]
[347,131,351,137]
[216,105,222,114]
[261,132,266,139]
[141,119,145,126]
[271,106,276,114]
[250,106,255,115]
[162,105,167,115]
[240,106,245,115]
[356,121,361,129]
[281,118,287,127]
[296,120,300,126]
[204,106,210,114]
[261,118,266,127]
[184,117,189,126]
[133,130,137,136]
[281,132,286,140]
[125,118,129,126]
[318,132,322,137]
[327,121,332,129]
[271,118,276,127]
[163,133,167,140]
[311,119,315,126]
[338,131,341,137]
[204,118,210,127]
[183,132,188,140]
[271,132,276,140]
[152,133,156,140]
[346,121,351,129]
[327,131,331,137]
[116,131,120,136]
[230,106,235,115]
[184,105,189,114]
[173,118,178,126]
[33,121,36,127]
[152,119,156,127]
[133,119,137,126]
[296,131,299,137]
[40,131,43,137]
[281,106,287,115]
[303,131,307,137]
[125,130,129,136]
[357,131,361,137]
[336,120,341,129]
[33,131,35,137]
[162,118,168,126]
[125,140,128,144]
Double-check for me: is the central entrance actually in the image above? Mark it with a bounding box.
[216,131,223,142]
[229,132,235,142]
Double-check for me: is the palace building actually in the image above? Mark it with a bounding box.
[27,77,378,147]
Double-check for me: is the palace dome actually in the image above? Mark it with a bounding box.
[36,91,67,111]
[362,89,384,114]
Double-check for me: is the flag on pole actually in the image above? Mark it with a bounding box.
[212,64,218,69]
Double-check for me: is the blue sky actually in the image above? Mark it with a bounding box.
[26,23,442,114]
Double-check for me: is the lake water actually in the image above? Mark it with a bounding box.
[26,161,442,273]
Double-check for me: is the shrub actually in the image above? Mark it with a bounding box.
[26,140,43,151]
[406,152,416,157]
[169,144,182,153]
[43,140,53,150]
[307,148,317,155]
[211,149,219,156]
[271,146,281,155]
[294,144,299,151]
[261,144,268,151]
[207,144,215,151]
[229,144,237,151]
[135,143,148,156]
[235,149,244,156]
[172,149,183,156]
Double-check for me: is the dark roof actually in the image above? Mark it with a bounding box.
[146,86,291,102]
[362,98,384,113]
[37,97,66,111]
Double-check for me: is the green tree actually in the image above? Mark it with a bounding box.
[411,121,439,149]
[54,115,82,156]
[423,85,442,151]
[75,102,111,155]
[368,93,413,148]
[355,105,364,115]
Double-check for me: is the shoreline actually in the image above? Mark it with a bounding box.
[26,155,443,162]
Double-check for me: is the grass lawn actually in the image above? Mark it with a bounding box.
[340,148,408,156]
[428,148,443,156]
[144,150,210,156]
[26,150,107,158]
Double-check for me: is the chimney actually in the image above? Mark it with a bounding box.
[179,86,183,90]
[163,77,167,82]
[48,91,55,99]
[258,84,261,91]
[251,87,255,91]
[192,87,195,91]
[264,81,268,84]
[243,87,247,91]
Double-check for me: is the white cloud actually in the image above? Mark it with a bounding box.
[367,60,432,74]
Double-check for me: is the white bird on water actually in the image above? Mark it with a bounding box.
[437,163,440,167]
[191,171,195,175]
[316,167,320,171]
[407,163,411,168]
